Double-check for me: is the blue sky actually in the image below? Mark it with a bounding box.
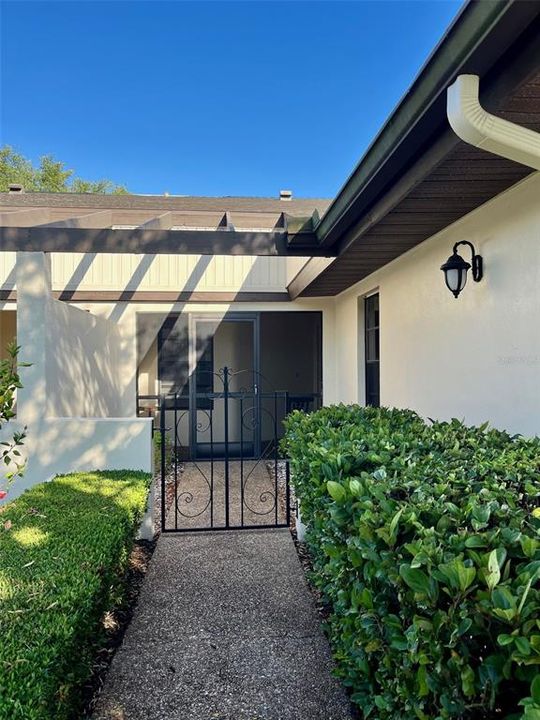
[1,1,462,197]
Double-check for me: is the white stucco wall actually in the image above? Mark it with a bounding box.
[0,252,152,500]
[46,297,123,416]
[332,172,540,437]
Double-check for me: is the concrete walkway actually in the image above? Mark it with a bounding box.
[93,530,353,720]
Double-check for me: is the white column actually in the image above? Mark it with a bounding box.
[16,252,51,424]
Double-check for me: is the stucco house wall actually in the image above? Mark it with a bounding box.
[46,297,123,417]
[333,172,540,437]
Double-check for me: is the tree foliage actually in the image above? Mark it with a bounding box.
[0,146,128,194]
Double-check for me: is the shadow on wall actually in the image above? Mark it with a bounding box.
[9,249,279,422]
[41,252,219,414]
[4,242,302,417]
[57,252,98,301]
[115,254,215,412]
[46,299,121,417]
[135,251,275,398]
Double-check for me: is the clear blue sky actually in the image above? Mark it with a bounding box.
[1,1,462,198]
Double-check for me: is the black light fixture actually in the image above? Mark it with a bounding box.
[441,241,483,298]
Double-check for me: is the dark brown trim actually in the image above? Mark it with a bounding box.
[0,226,328,257]
[0,289,292,303]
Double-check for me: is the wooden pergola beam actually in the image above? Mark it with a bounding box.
[0,225,330,257]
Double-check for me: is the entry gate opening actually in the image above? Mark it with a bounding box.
[156,367,297,532]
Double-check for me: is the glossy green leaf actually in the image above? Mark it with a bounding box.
[399,565,433,597]
[327,480,346,502]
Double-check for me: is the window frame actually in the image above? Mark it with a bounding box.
[364,293,380,407]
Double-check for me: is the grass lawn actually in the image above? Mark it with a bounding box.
[0,470,151,720]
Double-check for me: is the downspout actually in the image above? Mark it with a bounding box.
[447,74,540,170]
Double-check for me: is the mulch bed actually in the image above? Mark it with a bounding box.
[152,469,178,534]
[290,526,362,720]
[290,528,333,624]
[81,538,156,718]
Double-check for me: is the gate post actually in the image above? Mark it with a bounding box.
[160,397,166,532]
[223,367,230,528]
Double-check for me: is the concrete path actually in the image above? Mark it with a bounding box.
[93,530,353,720]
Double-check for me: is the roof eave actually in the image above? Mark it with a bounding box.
[314,0,540,249]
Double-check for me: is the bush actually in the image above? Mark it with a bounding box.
[0,470,151,720]
[0,341,28,490]
[283,406,540,719]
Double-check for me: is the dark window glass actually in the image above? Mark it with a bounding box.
[158,315,189,409]
[158,315,189,398]
[364,294,380,407]
[194,321,216,405]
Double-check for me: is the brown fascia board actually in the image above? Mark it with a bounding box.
[314,0,540,252]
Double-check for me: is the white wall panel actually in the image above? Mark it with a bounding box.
[0,252,304,293]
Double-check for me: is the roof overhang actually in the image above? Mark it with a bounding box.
[291,0,540,297]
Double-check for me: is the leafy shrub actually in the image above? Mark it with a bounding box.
[0,341,29,490]
[283,406,540,719]
[0,470,151,720]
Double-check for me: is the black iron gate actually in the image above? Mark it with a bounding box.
[151,367,313,532]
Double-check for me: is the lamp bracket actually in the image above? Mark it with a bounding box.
[453,241,483,282]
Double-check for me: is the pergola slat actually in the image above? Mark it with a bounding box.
[139,212,174,230]
[41,210,114,229]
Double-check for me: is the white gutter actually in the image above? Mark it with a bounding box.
[447,74,540,170]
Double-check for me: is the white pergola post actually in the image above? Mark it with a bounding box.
[16,251,51,423]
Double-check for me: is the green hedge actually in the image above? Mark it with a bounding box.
[0,470,151,720]
[283,406,540,720]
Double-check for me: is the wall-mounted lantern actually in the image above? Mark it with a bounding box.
[440,241,483,298]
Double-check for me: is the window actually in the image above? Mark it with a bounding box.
[193,320,216,409]
[158,315,190,407]
[364,293,380,407]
